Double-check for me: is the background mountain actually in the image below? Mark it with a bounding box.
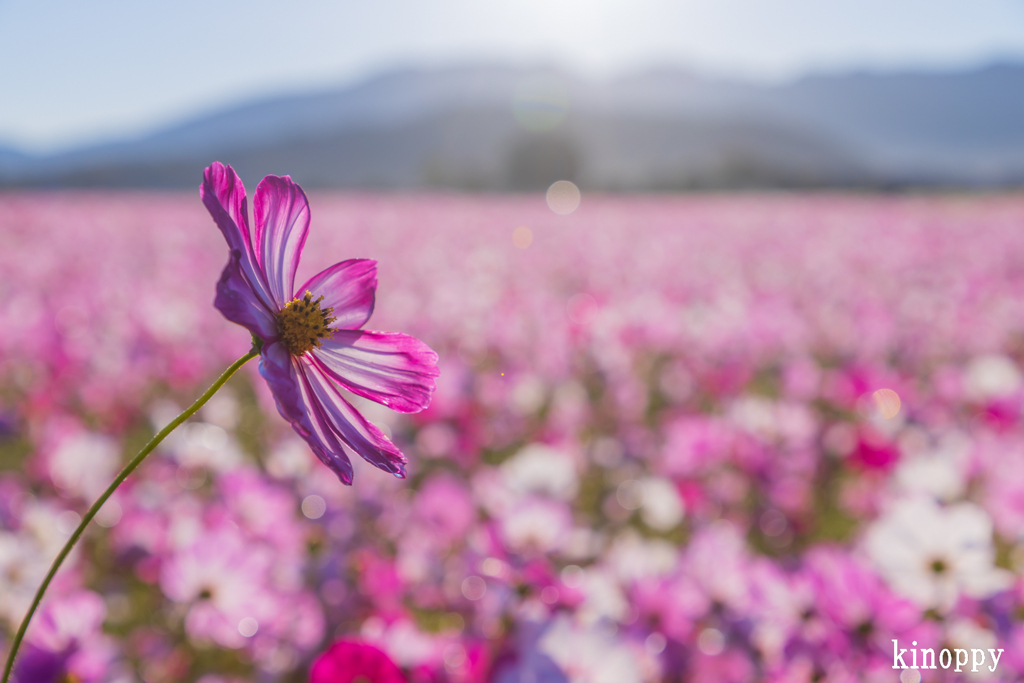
[3,63,1023,190]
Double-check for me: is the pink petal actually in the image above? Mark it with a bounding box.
[299,359,408,478]
[214,251,279,340]
[201,163,276,313]
[297,259,377,330]
[311,641,405,683]
[253,175,310,309]
[311,330,439,413]
[258,342,354,484]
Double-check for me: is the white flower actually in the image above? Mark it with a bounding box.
[865,497,1010,610]
[0,501,76,627]
[171,421,244,472]
[562,526,604,560]
[0,532,49,627]
[499,497,573,553]
[266,438,314,479]
[729,396,777,440]
[729,397,816,446]
[894,431,970,501]
[607,531,678,582]
[637,477,685,530]
[48,431,120,499]
[965,354,1022,401]
[578,568,629,624]
[683,521,752,611]
[471,467,516,517]
[510,374,547,415]
[371,619,437,668]
[19,499,76,557]
[946,619,999,681]
[200,388,240,429]
[539,615,652,683]
[500,443,578,500]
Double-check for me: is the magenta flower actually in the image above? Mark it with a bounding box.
[310,641,405,683]
[202,162,438,484]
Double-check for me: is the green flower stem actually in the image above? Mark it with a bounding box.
[1,347,259,683]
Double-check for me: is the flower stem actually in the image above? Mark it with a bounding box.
[1,348,259,683]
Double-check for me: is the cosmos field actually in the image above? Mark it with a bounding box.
[4,190,1024,682]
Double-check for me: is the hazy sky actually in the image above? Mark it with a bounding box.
[2,0,1023,152]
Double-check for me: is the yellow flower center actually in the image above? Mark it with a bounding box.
[277,291,337,356]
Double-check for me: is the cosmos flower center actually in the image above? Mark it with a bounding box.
[277,291,337,356]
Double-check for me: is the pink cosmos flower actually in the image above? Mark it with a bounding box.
[310,641,406,683]
[160,525,274,648]
[202,162,438,484]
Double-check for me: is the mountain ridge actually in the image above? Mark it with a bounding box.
[3,63,1023,190]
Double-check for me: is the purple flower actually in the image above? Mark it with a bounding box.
[202,162,438,484]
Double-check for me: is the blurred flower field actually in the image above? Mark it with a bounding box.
[4,191,1024,682]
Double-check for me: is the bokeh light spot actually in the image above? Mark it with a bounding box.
[444,643,467,672]
[512,225,533,249]
[645,632,667,655]
[176,465,207,490]
[461,575,487,600]
[759,509,788,537]
[481,557,505,577]
[616,479,643,510]
[560,565,584,588]
[698,628,725,656]
[566,293,597,324]
[900,670,921,683]
[57,510,81,535]
[238,617,259,637]
[302,494,327,519]
[546,180,580,214]
[873,388,901,419]
[96,499,122,528]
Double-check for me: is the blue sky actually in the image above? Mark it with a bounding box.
[2,0,1023,152]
